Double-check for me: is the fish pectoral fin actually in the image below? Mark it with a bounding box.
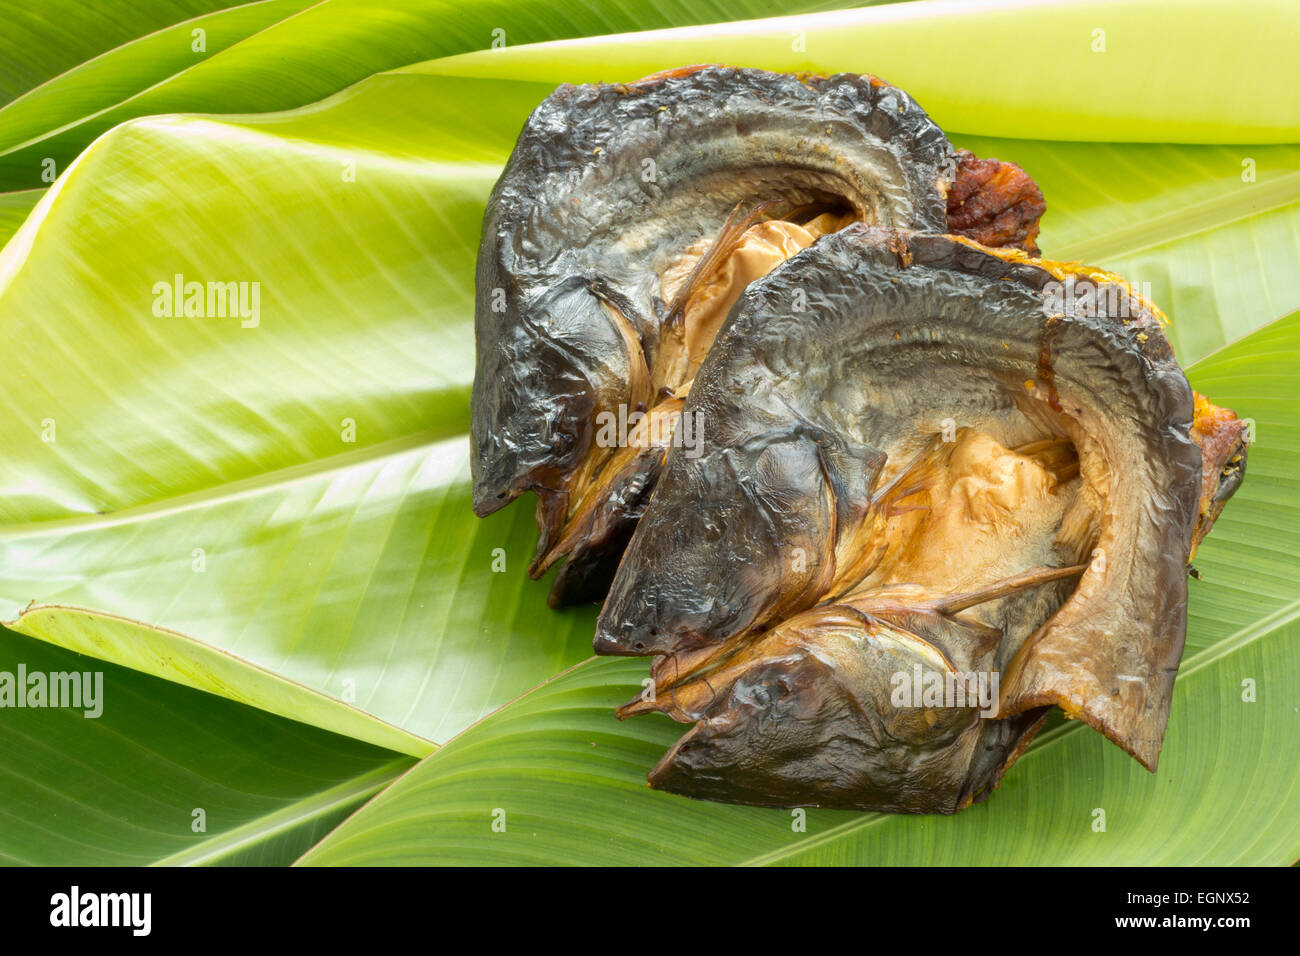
[927,563,1087,616]
[843,601,1002,675]
[662,199,779,328]
[846,564,1087,672]
[871,431,958,515]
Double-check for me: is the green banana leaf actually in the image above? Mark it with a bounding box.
[0,624,412,866]
[0,187,41,247]
[0,0,320,161]
[0,0,894,191]
[0,0,244,105]
[1,0,1297,865]
[0,75,610,754]
[0,0,901,759]
[422,0,1300,142]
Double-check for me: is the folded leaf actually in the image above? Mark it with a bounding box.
[0,0,899,191]
[0,626,412,866]
[0,0,243,105]
[418,0,1300,143]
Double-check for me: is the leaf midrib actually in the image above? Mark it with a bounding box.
[0,425,466,540]
[152,756,411,866]
[0,0,332,160]
[1057,170,1300,263]
[3,603,437,757]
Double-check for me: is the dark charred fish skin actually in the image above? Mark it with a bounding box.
[471,66,969,605]
[596,226,1226,812]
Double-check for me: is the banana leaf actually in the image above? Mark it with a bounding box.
[0,0,895,191]
[0,187,41,247]
[0,0,246,105]
[0,625,412,866]
[0,0,1296,865]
